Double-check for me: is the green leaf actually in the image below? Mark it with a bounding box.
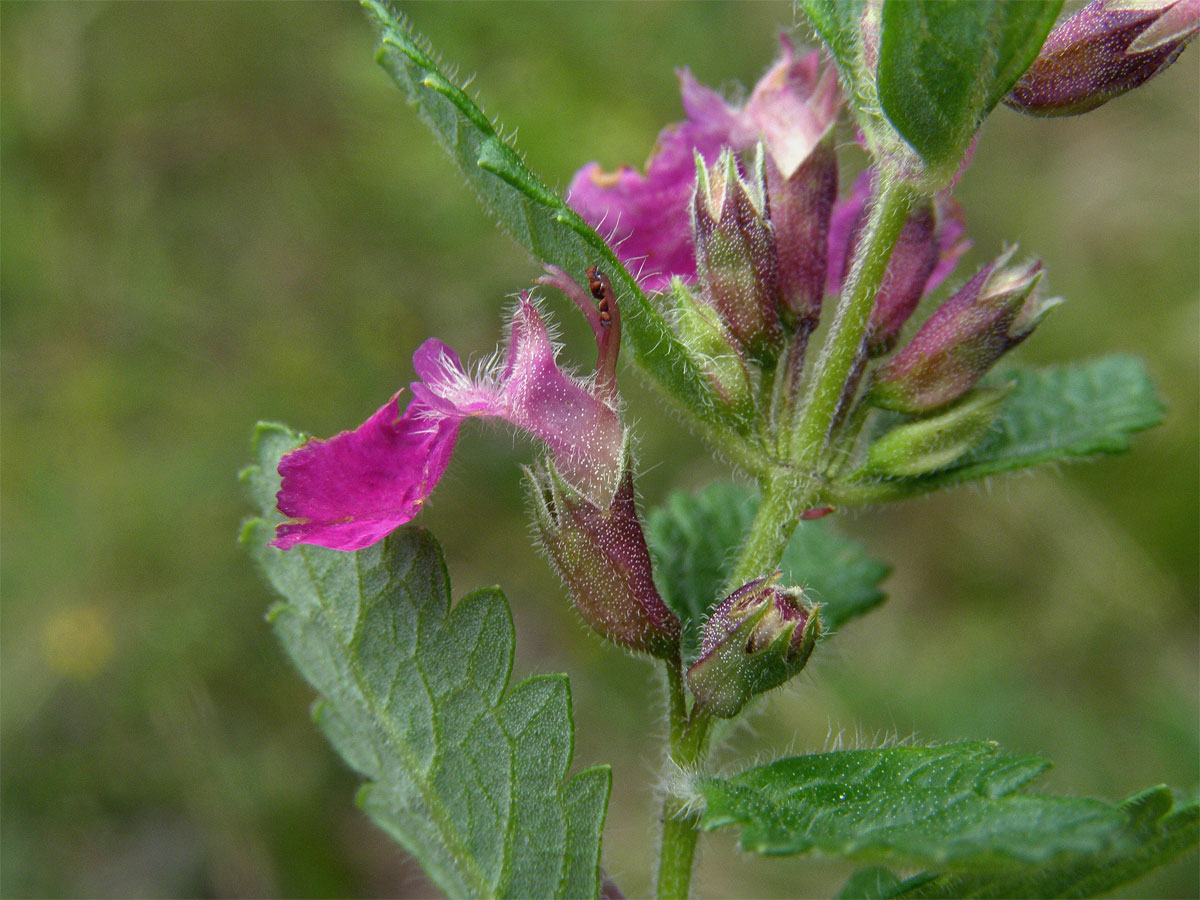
[700,742,1131,869]
[836,866,937,900]
[877,0,1062,176]
[840,357,1166,502]
[240,422,610,900]
[645,482,889,660]
[799,0,869,94]
[359,1,738,434]
[837,787,1199,899]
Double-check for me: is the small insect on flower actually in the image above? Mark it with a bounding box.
[587,265,615,327]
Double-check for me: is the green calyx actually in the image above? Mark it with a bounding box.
[687,577,822,719]
[860,386,1011,479]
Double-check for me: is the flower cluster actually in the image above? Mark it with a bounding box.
[273,265,682,657]
[271,8,1190,699]
[567,34,1055,461]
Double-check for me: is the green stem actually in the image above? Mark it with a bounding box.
[664,652,688,750]
[657,799,700,900]
[789,176,916,469]
[725,475,805,592]
[825,399,874,480]
[656,658,713,900]
[654,170,917,900]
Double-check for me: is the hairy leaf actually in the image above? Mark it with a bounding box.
[700,742,1130,868]
[878,0,1062,176]
[799,0,869,95]
[841,357,1165,502]
[241,423,610,899]
[837,867,938,900]
[837,787,1199,898]
[359,1,738,434]
[645,482,889,660]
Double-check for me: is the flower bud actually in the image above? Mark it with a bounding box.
[686,574,820,719]
[861,387,1011,478]
[869,250,1058,414]
[692,146,783,363]
[769,140,838,333]
[668,278,757,418]
[530,463,681,660]
[1005,0,1199,117]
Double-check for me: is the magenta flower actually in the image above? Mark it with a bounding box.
[273,294,624,551]
[568,35,840,293]
[272,393,459,552]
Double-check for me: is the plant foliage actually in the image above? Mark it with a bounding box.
[241,423,610,899]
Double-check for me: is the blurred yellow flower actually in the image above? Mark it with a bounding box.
[41,604,113,679]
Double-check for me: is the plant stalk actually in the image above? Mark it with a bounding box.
[789,175,916,469]
[655,171,917,900]
[656,658,713,900]
[725,475,806,592]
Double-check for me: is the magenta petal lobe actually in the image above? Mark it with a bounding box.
[272,394,459,551]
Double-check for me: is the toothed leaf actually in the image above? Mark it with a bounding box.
[836,787,1198,898]
[841,357,1165,502]
[241,422,610,899]
[700,742,1129,868]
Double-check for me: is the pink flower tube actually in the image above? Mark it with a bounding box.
[273,296,624,551]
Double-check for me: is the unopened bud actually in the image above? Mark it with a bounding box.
[770,140,838,333]
[668,277,756,417]
[861,387,1010,478]
[869,250,1057,414]
[692,146,783,363]
[1006,0,1199,117]
[687,574,820,719]
[530,464,681,659]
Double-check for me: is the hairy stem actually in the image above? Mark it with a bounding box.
[725,475,806,592]
[789,175,916,468]
[656,659,713,900]
[654,172,916,900]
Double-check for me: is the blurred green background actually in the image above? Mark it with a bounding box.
[2,2,1196,897]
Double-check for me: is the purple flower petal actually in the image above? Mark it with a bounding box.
[567,108,728,291]
[824,170,872,296]
[568,36,841,292]
[275,298,626,552]
[414,300,625,507]
[501,301,625,505]
[927,193,971,293]
[272,393,460,551]
[741,37,842,179]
